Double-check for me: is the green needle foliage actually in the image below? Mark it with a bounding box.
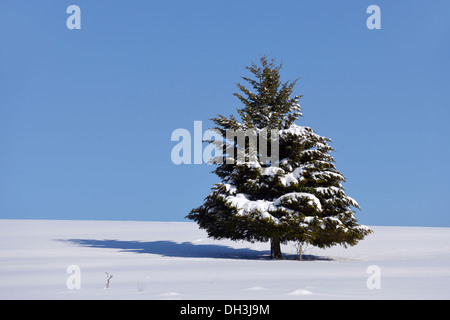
[187,57,371,259]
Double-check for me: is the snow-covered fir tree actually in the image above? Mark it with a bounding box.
[187,57,371,259]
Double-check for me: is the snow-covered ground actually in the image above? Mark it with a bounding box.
[0,219,449,300]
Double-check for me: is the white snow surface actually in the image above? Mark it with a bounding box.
[1,219,449,300]
[225,194,277,221]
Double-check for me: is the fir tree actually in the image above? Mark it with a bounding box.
[187,57,371,259]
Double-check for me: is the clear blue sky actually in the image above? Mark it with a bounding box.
[1,1,449,227]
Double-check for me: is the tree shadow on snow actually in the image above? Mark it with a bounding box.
[57,239,273,260]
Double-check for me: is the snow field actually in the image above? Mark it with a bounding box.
[0,219,449,299]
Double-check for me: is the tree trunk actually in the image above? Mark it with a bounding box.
[270,236,282,259]
[298,244,303,261]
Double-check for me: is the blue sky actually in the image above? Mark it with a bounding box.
[1,1,449,227]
